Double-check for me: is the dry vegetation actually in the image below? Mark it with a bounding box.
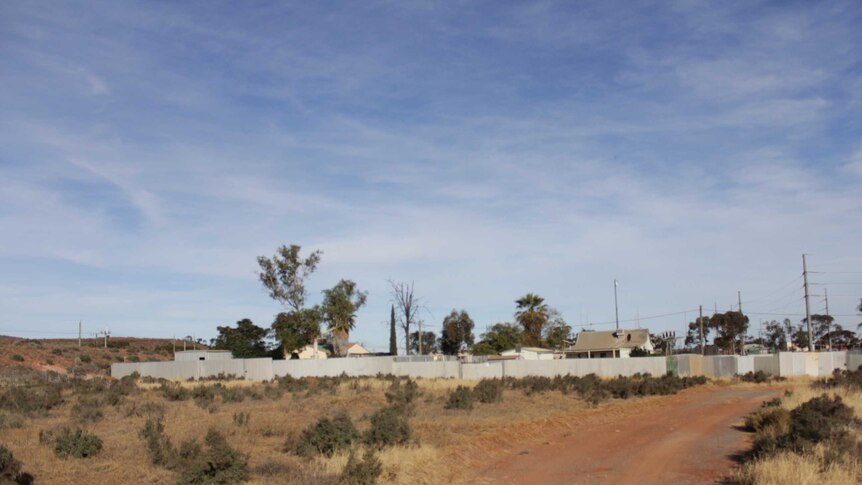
[0,371,708,484]
[733,369,862,485]
[0,336,177,380]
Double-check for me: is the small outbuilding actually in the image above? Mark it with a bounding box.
[568,329,653,358]
[500,346,556,360]
[174,350,233,362]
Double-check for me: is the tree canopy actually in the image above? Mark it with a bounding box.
[515,293,549,347]
[257,245,322,311]
[210,319,269,358]
[473,322,523,355]
[321,279,367,356]
[272,309,321,357]
[409,330,438,355]
[439,310,475,355]
[709,311,749,354]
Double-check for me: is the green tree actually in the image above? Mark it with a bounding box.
[439,310,475,355]
[272,309,321,358]
[515,293,549,347]
[761,318,793,351]
[210,319,269,358]
[257,244,322,355]
[321,279,368,356]
[802,314,834,349]
[389,305,397,356]
[409,330,437,354]
[708,311,749,354]
[257,244,322,311]
[473,323,523,355]
[543,318,571,350]
[684,315,711,349]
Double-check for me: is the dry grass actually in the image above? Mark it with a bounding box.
[0,376,684,484]
[732,380,862,485]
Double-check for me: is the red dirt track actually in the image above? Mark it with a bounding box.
[478,385,781,485]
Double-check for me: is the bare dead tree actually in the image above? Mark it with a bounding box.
[388,279,421,355]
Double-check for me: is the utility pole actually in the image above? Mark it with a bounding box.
[418,320,423,355]
[824,288,831,351]
[613,279,620,330]
[172,334,176,353]
[802,254,813,352]
[78,321,82,347]
[737,291,742,314]
[699,305,704,355]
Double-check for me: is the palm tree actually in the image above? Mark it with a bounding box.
[515,293,549,347]
[321,280,368,356]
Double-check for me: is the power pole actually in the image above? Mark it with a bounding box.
[418,321,423,355]
[802,254,813,352]
[172,334,176,353]
[78,321,82,347]
[824,288,831,351]
[737,291,742,314]
[698,305,704,355]
[613,279,620,330]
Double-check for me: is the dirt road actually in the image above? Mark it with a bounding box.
[477,385,781,485]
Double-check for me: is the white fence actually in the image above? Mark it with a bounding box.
[112,351,860,382]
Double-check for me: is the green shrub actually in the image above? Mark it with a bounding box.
[473,379,503,403]
[816,368,862,390]
[53,428,103,458]
[0,444,33,485]
[70,398,104,423]
[384,379,419,416]
[0,384,64,416]
[364,407,411,449]
[787,394,856,451]
[738,370,783,384]
[159,383,190,401]
[232,412,250,427]
[79,354,92,364]
[341,448,382,485]
[177,428,249,485]
[11,355,24,362]
[445,386,474,410]
[140,418,173,467]
[745,406,790,435]
[45,358,54,366]
[0,413,26,430]
[295,412,359,458]
[124,401,165,419]
[51,348,63,355]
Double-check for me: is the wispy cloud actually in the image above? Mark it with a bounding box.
[1,1,861,349]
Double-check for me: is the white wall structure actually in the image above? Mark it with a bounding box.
[112,351,861,382]
[174,350,233,362]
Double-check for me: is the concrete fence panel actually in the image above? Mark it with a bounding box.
[736,356,755,375]
[675,354,704,377]
[393,361,460,379]
[273,357,395,378]
[849,353,862,371]
[242,358,275,381]
[752,355,779,375]
[199,360,246,379]
[460,362,504,380]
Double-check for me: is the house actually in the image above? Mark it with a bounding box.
[568,329,653,358]
[295,344,329,360]
[500,346,556,360]
[174,350,233,362]
[345,343,371,357]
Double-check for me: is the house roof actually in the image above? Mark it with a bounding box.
[571,329,651,352]
[501,347,555,355]
[346,343,370,354]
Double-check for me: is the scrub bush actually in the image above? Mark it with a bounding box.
[444,386,474,410]
[53,428,102,458]
[295,412,359,458]
[364,407,411,448]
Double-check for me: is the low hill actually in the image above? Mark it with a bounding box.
[0,335,199,380]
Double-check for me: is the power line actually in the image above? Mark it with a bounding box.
[573,308,700,328]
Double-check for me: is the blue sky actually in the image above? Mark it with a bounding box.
[1,1,861,351]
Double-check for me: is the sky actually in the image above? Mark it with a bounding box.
[1,0,861,352]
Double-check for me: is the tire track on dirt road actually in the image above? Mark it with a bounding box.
[477,385,782,485]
